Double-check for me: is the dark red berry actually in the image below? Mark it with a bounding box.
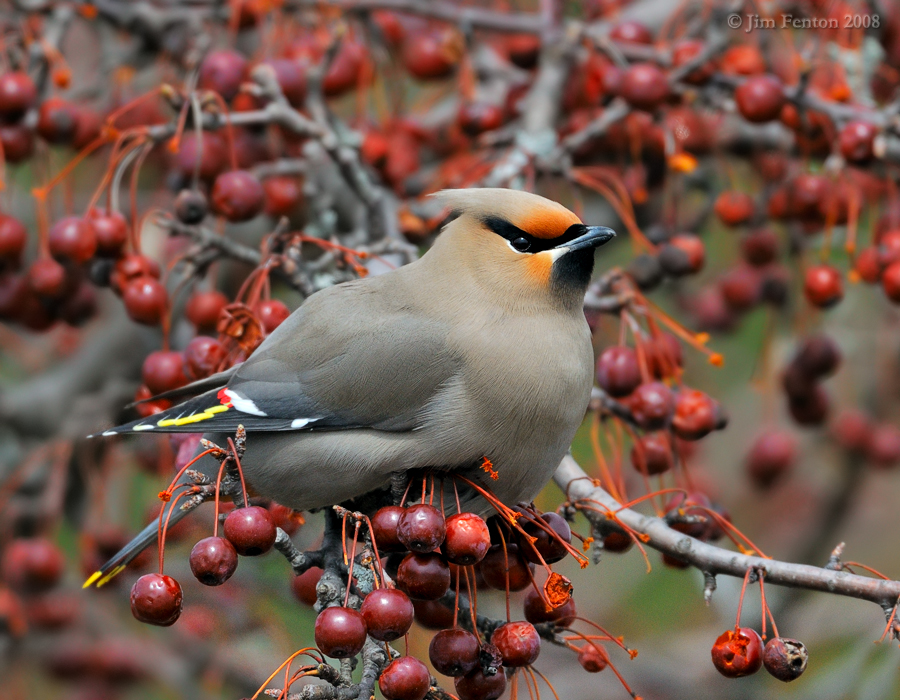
[36,98,80,144]
[578,644,609,672]
[379,656,431,700]
[523,586,577,626]
[479,543,533,592]
[645,333,683,379]
[398,504,446,553]
[741,229,778,266]
[711,627,763,678]
[0,214,27,263]
[620,63,669,111]
[185,290,228,332]
[429,628,480,676]
[291,566,322,606]
[412,599,455,630]
[457,102,505,137]
[223,506,277,556]
[601,530,633,553]
[629,382,675,430]
[454,667,507,700]
[142,350,187,395]
[720,265,762,312]
[794,334,841,379]
[788,385,830,426]
[372,505,406,553]
[88,210,128,257]
[130,573,183,626]
[519,512,570,565]
[672,39,715,84]
[804,265,843,308]
[49,217,97,264]
[402,31,460,81]
[630,431,673,475]
[763,637,808,682]
[839,120,877,163]
[492,621,540,667]
[210,170,265,222]
[596,346,641,397]
[444,512,491,565]
[735,74,785,123]
[260,58,307,106]
[0,72,37,120]
[255,299,290,333]
[172,132,227,181]
[263,176,304,217]
[189,536,238,586]
[396,553,451,600]
[361,588,413,641]
[123,277,167,325]
[882,261,900,302]
[174,189,209,224]
[1,538,65,593]
[111,254,160,294]
[660,234,705,276]
[323,40,367,97]
[745,430,796,488]
[27,258,67,299]
[0,123,34,163]
[672,388,719,441]
[198,50,248,101]
[184,336,227,379]
[314,606,367,658]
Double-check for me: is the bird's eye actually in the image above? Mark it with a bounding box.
[511,237,531,252]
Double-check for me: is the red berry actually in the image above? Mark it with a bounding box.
[444,512,491,565]
[866,424,900,468]
[361,588,413,641]
[839,120,877,163]
[721,45,765,75]
[130,573,183,626]
[578,644,609,672]
[36,97,80,144]
[49,217,97,264]
[523,586,577,626]
[671,39,715,84]
[123,277,167,325]
[660,234,705,276]
[711,627,763,678]
[506,34,540,69]
[454,667,507,700]
[492,620,540,667]
[0,123,34,163]
[793,334,841,378]
[735,74,785,123]
[260,58,307,106]
[174,189,209,224]
[314,606,367,658]
[198,50,247,101]
[600,530,633,553]
[479,543,533,592]
[88,210,128,257]
[324,40,368,97]
[133,384,171,417]
[745,430,796,488]
[457,102,505,137]
[609,20,653,45]
[111,254,161,294]
[412,599,455,630]
[396,553,451,600]
[595,346,641,397]
[429,628,480,676]
[855,247,882,283]
[630,431,674,475]
[27,258,67,299]
[0,214,27,263]
[1,538,65,593]
[720,265,762,312]
[184,336,227,379]
[291,566,323,606]
[628,381,675,430]
[211,170,265,222]
[831,409,871,452]
[672,388,719,441]
[519,511,570,565]
[804,265,843,308]
[185,290,228,332]
[714,191,755,226]
[142,350,187,395]
[741,229,778,267]
[398,504,446,553]
[223,506,277,556]
[788,385,830,426]
[189,536,238,586]
[882,261,900,302]
[645,332,683,379]
[763,637,808,682]
[402,31,460,81]
[620,63,669,111]
[372,505,406,553]
[263,176,304,217]
[172,132,227,181]
[255,299,290,333]
[0,72,37,120]
[379,656,431,700]
[791,174,829,220]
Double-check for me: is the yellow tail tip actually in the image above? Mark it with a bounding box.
[83,571,102,589]
[97,565,126,588]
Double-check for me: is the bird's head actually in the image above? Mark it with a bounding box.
[432,188,616,307]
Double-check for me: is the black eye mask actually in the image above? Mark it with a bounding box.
[481,216,588,254]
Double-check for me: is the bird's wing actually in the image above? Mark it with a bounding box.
[91,279,458,436]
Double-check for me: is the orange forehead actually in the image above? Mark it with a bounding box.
[514,205,582,240]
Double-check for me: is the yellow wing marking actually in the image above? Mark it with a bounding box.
[157,405,229,428]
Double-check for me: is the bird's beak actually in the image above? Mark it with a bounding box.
[556,226,616,253]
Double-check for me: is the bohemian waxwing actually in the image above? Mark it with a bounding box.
[85,188,615,586]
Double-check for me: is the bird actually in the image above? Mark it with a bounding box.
[85,187,615,587]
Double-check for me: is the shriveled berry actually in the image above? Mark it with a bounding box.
[123,277,167,325]
[711,627,763,678]
[223,506,277,556]
[429,628,480,676]
[49,217,97,264]
[291,566,322,606]
[630,431,673,475]
[745,430,796,488]
[479,543,533,592]
[142,350,187,395]
[523,586,577,626]
[397,504,446,553]
[444,512,490,565]
[455,667,507,700]
[361,588,413,641]
[804,265,843,308]
[492,620,540,667]
[189,536,238,586]
[629,381,675,430]
[763,637,808,682]
[596,346,641,397]
[735,75,785,123]
[130,573,183,626]
[255,299,290,333]
[1,538,65,593]
[578,643,609,672]
[314,606,367,658]
[379,656,431,700]
[372,505,406,553]
[211,170,265,222]
[396,553,451,600]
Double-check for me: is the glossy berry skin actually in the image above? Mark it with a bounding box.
[672,39,715,84]
[130,573,183,626]
[763,637,808,682]
[804,265,843,308]
[596,346,641,397]
[314,606,367,658]
[0,214,27,263]
[429,628,480,676]
[444,512,491,565]
[711,627,763,678]
[882,261,900,302]
[519,512,570,565]
[396,553,451,600]
[88,210,128,257]
[735,75,785,123]
[629,382,675,430]
[111,254,160,294]
[609,20,653,45]
[142,350,187,395]
[255,299,290,333]
[413,599,455,630]
[49,217,97,264]
[189,536,238,586]
[36,98,80,144]
[184,336,227,379]
[578,643,609,672]
[839,121,877,163]
[402,32,459,81]
[672,389,719,441]
[263,176,304,217]
[398,504,446,553]
[620,63,669,111]
[360,588,414,641]
[630,431,673,475]
[379,656,431,700]
[291,566,323,606]
[746,430,796,488]
[479,543,533,592]
[523,586,577,626]
[454,667,507,700]
[28,258,67,299]
[198,50,247,101]
[1,538,65,593]
[211,170,265,222]
[0,72,37,120]
[174,190,209,224]
[372,505,406,552]
[185,290,228,332]
[492,621,540,667]
[223,506,277,556]
[123,277,167,325]
[0,123,34,163]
